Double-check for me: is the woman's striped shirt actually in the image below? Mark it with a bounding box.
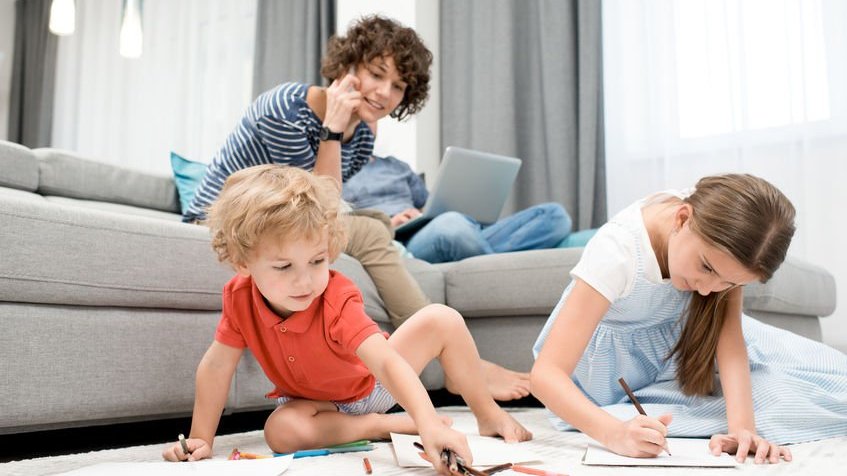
[183,82,374,222]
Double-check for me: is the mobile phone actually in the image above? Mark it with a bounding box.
[346,66,357,92]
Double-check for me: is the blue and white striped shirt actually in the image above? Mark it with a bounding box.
[183,82,375,222]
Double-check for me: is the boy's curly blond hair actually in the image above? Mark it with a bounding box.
[205,165,347,267]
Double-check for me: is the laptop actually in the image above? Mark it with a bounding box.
[394,146,522,240]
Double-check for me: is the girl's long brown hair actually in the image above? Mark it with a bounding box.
[670,174,795,395]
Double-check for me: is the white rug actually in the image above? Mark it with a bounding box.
[2,407,845,476]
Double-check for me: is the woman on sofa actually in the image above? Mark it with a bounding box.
[183,15,529,401]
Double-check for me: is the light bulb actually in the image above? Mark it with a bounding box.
[119,0,143,58]
[49,0,75,36]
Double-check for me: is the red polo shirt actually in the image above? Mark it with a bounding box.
[214,270,387,403]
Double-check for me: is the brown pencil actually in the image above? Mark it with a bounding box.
[617,377,672,456]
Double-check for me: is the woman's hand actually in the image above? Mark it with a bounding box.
[605,414,672,458]
[161,437,211,462]
[709,430,792,464]
[323,73,362,133]
[390,208,422,228]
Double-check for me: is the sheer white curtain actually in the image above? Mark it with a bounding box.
[52,0,257,176]
[603,0,847,351]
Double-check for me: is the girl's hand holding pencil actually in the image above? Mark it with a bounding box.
[606,413,674,458]
[610,377,672,458]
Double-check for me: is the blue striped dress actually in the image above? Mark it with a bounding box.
[183,82,375,222]
[533,199,847,444]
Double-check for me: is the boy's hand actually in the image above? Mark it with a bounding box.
[709,430,792,464]
[162,437,211,462]
[419,423,472,475]
[606,413,672,458]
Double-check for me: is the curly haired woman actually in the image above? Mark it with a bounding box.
[184,15,530,401]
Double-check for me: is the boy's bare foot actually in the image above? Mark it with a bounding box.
[445,360,530,401]
[372,413,453,439]
[477,409,533,443]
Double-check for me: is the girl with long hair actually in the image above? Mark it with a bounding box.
[531,174,847,463]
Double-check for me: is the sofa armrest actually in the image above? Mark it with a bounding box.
[0,140,38,191]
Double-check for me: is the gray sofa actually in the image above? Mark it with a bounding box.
[0,139,837,435]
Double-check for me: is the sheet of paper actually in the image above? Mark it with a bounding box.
[390,432,540,467]
[582,438,738,467]
[56,454,294,476]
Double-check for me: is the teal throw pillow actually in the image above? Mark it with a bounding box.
[169,151,207,214]
[557,228,599,248]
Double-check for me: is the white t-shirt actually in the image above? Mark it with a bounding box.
[571,190,689,302]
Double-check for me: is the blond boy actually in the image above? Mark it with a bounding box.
[162,165,531,473]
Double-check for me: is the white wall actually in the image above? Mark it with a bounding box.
[0,0,16,141]
[336,0,440,182]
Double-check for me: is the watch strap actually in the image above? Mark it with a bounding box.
[320,126,343,141]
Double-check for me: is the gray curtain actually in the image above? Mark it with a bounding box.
[252,0,335,97]
[440,0,606,229]
[8,0,57,148]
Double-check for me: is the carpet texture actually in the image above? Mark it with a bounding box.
[2,407,844,475]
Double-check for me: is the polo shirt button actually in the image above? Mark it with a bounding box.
[288,356,295,362]
[280,327,287,333]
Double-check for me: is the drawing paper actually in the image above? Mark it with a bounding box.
[583,438,738,467]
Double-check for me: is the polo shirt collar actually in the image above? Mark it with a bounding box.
[252,280,318,333]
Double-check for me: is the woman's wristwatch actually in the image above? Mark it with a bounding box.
[319,126,343,141]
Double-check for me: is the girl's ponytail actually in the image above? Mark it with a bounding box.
[672,292,728,395]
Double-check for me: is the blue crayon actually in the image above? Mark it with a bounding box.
[275,444,375,458]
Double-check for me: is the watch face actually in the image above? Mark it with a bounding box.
[320,127,341,141]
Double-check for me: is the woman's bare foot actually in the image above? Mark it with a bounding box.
[477,408,533,443]
[445,360,530,401]
[371,413,453,439]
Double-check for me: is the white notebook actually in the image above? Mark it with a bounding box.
[583,438,738,467]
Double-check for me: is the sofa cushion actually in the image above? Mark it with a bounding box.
[34,148,180,213]
[329,254,445,325]
[0,193,434,318]
[0,193,232,310]
[743,256,836,318]
[440,248,583,318]
[44,196,183,222]
[0,140,38,191]
[444,250,835,321]
[0,186,46,203]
